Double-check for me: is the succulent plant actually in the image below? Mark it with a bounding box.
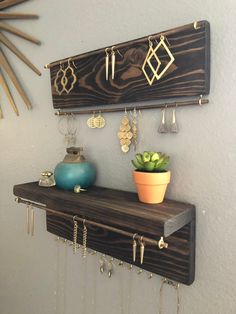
[131,151,170,172]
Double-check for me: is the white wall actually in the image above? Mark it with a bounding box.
[1,0,236,313]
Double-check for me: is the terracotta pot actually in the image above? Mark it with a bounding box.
[133,170,171,204]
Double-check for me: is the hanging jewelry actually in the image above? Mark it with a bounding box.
[94,111,106,128]
[87,112,96,129]
[82,219,87,258]
[107,258,114,278]
[99,255,106,274]
[159,278,180,314]
[111,46,116,80]
[132,233,137,262]
[73,216,78,254]
[58,114,77,147]
[105,48,110,80]
[139,236,145,265]
[142,35,175,85]
[170,103,179,133]
[158,106,168,133]
[117,108,133,153]
[64,58,77,94]
[131,108,138,150]
[26,205,34,236]
[54,61,65,95]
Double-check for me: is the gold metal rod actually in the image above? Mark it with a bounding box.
[55,98,209,116]
[15,197,163,248]
[0,69,19,116]
[44,21,203,69]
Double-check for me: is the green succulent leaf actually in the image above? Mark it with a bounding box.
[151,152,160,162]
[132,159,144,171]
[135,153,143,165]
[142,151,151,162]
[144,161,155,172]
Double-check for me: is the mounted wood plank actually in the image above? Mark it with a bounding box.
[0,0,29,10]
[13,181,196,285]
[49,20,210,109]
[0,48,32,109]
[0,22,41,45]
[0,33,41,75]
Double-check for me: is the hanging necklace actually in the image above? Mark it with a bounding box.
[159,278,180,314]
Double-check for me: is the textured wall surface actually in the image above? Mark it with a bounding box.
[0,0,236,313]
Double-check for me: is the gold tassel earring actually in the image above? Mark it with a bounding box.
[82,219,87,258]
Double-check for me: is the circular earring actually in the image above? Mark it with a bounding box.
[87,112,96,128]
[94,111,106,128]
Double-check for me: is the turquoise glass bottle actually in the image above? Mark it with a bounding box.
[54,147,96,190]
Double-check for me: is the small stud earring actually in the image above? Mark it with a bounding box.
[158,106,168,133]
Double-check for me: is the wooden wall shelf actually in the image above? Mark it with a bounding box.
[13,182,196,285]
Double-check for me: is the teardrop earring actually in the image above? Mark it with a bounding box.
[158,105,168,133]
[170,104,179,133]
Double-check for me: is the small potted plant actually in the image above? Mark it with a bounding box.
[132,151,170,204]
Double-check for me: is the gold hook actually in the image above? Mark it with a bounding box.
[199,94,203,106]
[148,35,153,47]
[194,21,201,30]
[105,47,110,55]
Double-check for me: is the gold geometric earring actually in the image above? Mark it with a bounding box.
[64,58,77,94]
[111,46,116,80]
[105,48,110,80]
[54,61,65,95]
[142,35,175,86]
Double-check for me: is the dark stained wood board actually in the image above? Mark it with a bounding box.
[49,20,210,109]
[13,182,196,285]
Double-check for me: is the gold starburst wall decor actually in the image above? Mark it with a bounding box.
[0,0,41,117]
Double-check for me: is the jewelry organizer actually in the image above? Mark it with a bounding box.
[45,20,210,110]
[13,182,196,285]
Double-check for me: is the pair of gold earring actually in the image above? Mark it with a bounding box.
[133,234,145,265]
[73,217,88,258]
[54,58,77,95]
[26,205,35,236]
[87,112,106,129]
[142,35,175,86]
[158,105,178,133]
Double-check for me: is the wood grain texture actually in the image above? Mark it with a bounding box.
[49,20,210,109]
[13,182,195,237]
[13,181,195,284]
[46,213,195,285]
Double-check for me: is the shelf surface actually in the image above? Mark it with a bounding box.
[13,182,195,237]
